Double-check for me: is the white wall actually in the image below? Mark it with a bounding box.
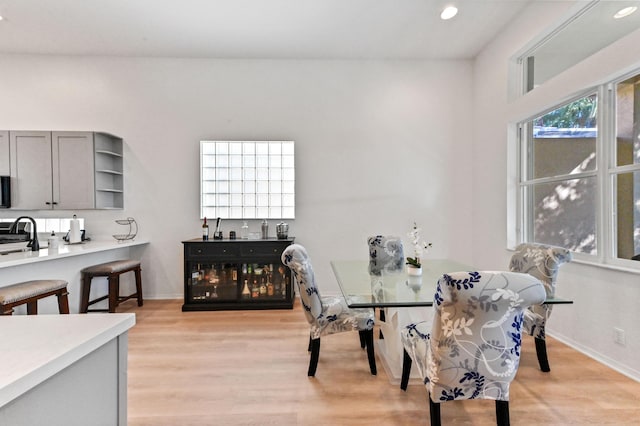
[473,1,640,380]
[0,55,474,300]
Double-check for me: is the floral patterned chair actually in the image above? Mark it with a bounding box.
[367,235,404,337]
[509,243,572,372]
[281,244,377,377]
[367,235,404,275]
[400,271,546,426]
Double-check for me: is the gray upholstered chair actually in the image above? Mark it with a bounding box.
[367,235,404,275]
[400,271,545,426]
[281,244,377,377]
[367,235,404,337]
[509,243,572,372]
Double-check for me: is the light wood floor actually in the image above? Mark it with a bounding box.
[121,299,640,425]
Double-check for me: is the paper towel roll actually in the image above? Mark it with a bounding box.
[69,216,81,244]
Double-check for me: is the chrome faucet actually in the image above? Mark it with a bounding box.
[10,216,40,251]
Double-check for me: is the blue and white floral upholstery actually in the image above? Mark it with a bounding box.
[509,243,572,372]
[281,244,377,376]
[368,235,404,275]
[400,271,545,425]
[368,235,404,337]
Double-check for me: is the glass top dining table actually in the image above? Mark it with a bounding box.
[330,259,574,308]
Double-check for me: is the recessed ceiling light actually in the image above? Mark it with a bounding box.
[441,6,458,20]
[614,6,637,19]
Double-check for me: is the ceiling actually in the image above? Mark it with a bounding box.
[0,0,536,60]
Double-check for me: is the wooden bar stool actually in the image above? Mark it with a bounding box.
[0,280,70,315]
[80,259,143,313]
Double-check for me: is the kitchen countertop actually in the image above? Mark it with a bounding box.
[0,239,149,269]
[0,313,135,408]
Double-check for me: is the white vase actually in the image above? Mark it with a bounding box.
[407,265,422,276]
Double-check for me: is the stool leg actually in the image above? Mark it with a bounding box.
[2,306,14,315]
[134,266,143,307]
[108,274,119,313]
[80,273,92,313]
[57,289,70,314]
[27,300,38,315]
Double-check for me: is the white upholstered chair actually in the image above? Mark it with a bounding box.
[281,244,377,377]
[400,271,545,425]
[367,235,404,337]
[508,243,572,372]
[367,235,404,275]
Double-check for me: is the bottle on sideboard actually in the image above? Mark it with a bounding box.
[267,275,274,296]
[241,280,251,299]
[274,274,281,295]
[241,221,249,239]
[251,279,259,298]
[259,276,267,296]
[202,217,209,240]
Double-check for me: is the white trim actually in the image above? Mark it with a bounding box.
[549,331,640,383]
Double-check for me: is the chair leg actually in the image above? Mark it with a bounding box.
[535,337,551,372]
[57,290,70,314]
[428,393,441,426]
[108,274,119,313]
[26,300,38,315]
[308,335,313,352]
[80,273,91,313]
[496,400,510,426]
[400,349,412,391]
[359,330,366,349]
[362,329,377,375]
[308,337,320,376]
[379,308,385,339]
[134,266,143,307]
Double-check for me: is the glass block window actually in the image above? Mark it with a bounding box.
[200,141,295,219]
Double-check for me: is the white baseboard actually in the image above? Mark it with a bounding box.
[549,332,640,383]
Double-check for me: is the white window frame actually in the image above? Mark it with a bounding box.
[514,72,640,270]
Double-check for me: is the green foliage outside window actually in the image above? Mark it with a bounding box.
[534,95,597,128]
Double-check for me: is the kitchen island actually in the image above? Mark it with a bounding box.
[0,239,149,313]
[0,313,135,425]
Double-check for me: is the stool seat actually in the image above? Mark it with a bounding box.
[81,259,141,275]
[80,259,143,313]
[0,280,70,315]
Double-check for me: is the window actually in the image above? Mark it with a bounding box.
[517,70,640,263]
[520,1,640,93]
[613,74,640,259]
[200,141,295,220]
[519,94,598,254]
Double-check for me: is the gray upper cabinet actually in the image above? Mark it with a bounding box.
[0,131,9,176]
[10,131,56,209]
[53,131,96,209]
[8,131,123,210]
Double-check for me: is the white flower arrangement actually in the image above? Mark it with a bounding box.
[406,222,432,268]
